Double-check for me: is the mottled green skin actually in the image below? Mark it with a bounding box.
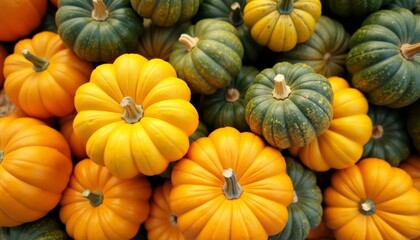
[406,100,420,153]
[56,0,143,63]
[200,65,259,132]
[346,8,420,108]
[169,19,244,95]
[245,62,334,149]
[363,104,411,166]
[322,0,386,19]
[269,157,323,240]
[0,216,68,240]
[277,15,350,78]
[131,0,200,27]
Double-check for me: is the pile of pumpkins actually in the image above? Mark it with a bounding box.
[0,0,419,239]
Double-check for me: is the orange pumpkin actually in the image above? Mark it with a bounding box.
[0,44,8,87]
[289,76,372,171]
[170,126,294,239]
[0,0,48,42]
[3,31,93,119]
[399,155,420,190]
[0,116,73,227]
[324,157,420,239]
[145,180,187,240]
[59,158,152,240]
[59,111,87,160]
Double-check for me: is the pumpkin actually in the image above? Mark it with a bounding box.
[321,0,388,19]
[193,0,264,64]
[0,44,8,87]
[200,65,259,132]
[59,158,152,240]
[135,19,191,61]
[3,31,93,119]
[59,111,87,160]
[362,104,411,166]
[0,215,67,239]
[169,18,244,95]
[346,8,420,108]
[269,156,323,240]
[145,180,186,240]
[73,53,199,178]
[407,100,420,153]
[243,0,322,52]
[170,126,294,239]
[399,155,420,190]
[0,0,48,42]
[306,216,335,240]
[130,0,200,27]
[277,15,351,78]
[288,76,372,171]
[0,89,16,118]
[55,0,143,63]
[323,157,420,239]
[245,62,334,149]
[383,0,419,10]
[0,116,73,227]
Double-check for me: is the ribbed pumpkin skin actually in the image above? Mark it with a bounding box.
[269,157,323,240]
[0,216,67,240]
[363,105,411,166]
[324,157,420,240]
[131,0,200,27]
[169,19,244,95]
[346,8,420,108]
[383,0,418,10]
[407,100,420,153]
[245,62,334,149]
[399,155,420,190]
[0,44,8,87]
[277,16,350,77]
[56,0,143,63]
[322,0,385,19]
[200,65,259,132]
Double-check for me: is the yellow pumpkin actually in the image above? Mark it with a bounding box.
[289,76,372,171]
[170,126,294,239]
[243,0,322,52]
[73,53,199,178]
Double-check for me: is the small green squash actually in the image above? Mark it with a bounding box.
[0,216,67,240]
[321,0,390,19]
[245,62,334,149]
[200,65,259,132]
[169,18,244,95]
[269,156,323,240]
[277,15,350,78]
[383,0,418,10]
[407,100,420,153]
[346,8,420,108]
[56,0,143,63]
[363,104,411,166]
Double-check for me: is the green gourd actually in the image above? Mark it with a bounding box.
[0,216,67,240]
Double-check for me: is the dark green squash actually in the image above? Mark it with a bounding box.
[0,216,67,240]
[346,8,420,108]
[269,156,323,240]
[245,62,334,149]
[363,104,411,166]
[193,0,264,64]
[277,15,350,78]
[383,0,418,10]
[321,0,390,19]
[200,65,259,132]
[55,0,143,63]
[169,18,244,95]
[407,100,420,153]
[130,0,200,27]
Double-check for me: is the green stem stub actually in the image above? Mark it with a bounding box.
[169,215,178,227]
[278,0,294,14]
[358,198,376,215]
[82,189,103,207]
[0,150,3,164]
[222,168,243,200]
[22,49,49,72]
[229,2,244,26]
[120,96,144,124]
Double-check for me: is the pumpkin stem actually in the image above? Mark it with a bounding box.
[358,198,376,215]
[22,49,49,72]
[91,0,109,21]
[82,189,103,207]
[120,96,144,124]
[229,2,244,26]
[400,42,420,60]
[169,215,178,227]
[292,190,298,203]
[179,34,199,52]
[0,89,16,117]
[277,0,294,14]
[371,125,383,139]
[272,74,291,100]
[225,88,240,102]
[0,150,3,163]
[222,168,243,200]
